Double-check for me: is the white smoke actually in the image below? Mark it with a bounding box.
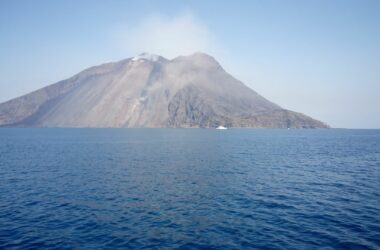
[118,12,220,59]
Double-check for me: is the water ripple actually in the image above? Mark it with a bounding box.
[0,128,379,249]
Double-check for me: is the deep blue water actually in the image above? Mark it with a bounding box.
[0,129,379,249]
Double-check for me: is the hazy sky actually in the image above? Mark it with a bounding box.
[1,0,379,128]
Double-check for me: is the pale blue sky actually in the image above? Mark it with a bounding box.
[1,0,379,128]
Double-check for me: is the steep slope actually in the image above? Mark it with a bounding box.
[0,53,328,128]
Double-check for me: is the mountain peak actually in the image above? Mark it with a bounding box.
[171,52,221,70]
[131,53,163,62]
[190,52,215,58]
[172,52,215,60]
[130,52,216,64]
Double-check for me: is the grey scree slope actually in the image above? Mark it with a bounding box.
[0,53,328,128]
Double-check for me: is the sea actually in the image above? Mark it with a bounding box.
[0,128,379,249]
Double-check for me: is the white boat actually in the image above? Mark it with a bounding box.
[216,126,227,130]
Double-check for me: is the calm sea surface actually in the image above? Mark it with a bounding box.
[0,128,379,249]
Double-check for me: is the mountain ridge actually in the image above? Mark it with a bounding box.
[0,52,329,128]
